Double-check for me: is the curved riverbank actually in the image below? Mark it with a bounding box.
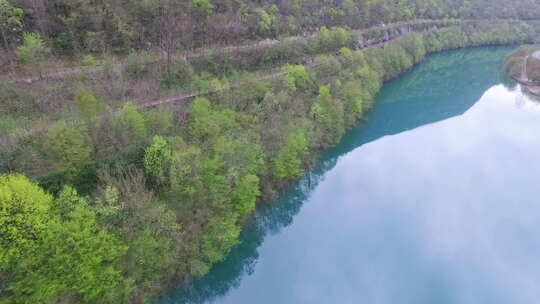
[159,45,535,304]
[156,24,534,298]
[1,19,537,304]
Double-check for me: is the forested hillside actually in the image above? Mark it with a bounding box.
[1,0,540,55]
[1,0,540,303]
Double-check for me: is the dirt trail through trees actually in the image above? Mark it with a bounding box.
[136,27,433,109]
[1,19,450,86]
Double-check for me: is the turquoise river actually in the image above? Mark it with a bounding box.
[159,46,540,304]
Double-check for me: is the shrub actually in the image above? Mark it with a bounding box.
[160,57,194,88]
[255,5,278,37]
[192,73,228,95]
[45,121,93,180]
[124,51,152,79]
[313,26,352,53]
[74,89,107,121]
[144,136,172,186]
[81,54,98,68]
[16,32,48,76]
[281,65,313,93]
[113,101,148,144]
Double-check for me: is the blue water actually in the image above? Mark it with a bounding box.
[160,46,540,304]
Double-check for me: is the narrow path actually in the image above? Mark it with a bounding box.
[1,19,456,86]
[4,19,519,139]
[3,18,531,86]
[136,34,399,109]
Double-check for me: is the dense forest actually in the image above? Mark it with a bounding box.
[1,0,540,55]
[1,0,540,303]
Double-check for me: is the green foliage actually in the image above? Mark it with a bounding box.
[16,32,48,74]
[16,32,47,63]
[368,42,414,80]
[313,55,342,81]
[314,26,352,53]
[74,89,107,121]
[114,101,148,144]
[45,121,93,179]
[192,73,228,95]
[4,13,539,304]
[232,174,260,216]
[145,105,175,136]
[198,214,240,267]
[125,51,152,79]
[339,48,368,69]
[400,33,427,63]
[169,143,203,199]
[1,177,128,303]
[11,197,128,303]
[0,174,51,270]
[273,128,309,179]
[255,5,279,37]
[339,80,367,127]
[311,85,345,146]
[212,135,266,177]
[161,58,194,88]
[5,0,540,57]
[0,0,24,49]
[53,185,88,219]
[95,186,124,221]
[119,198,181,300]
[144,136,172,186]
[192,0,214,19]
[189,97,237,142]
[191,51,234,76]
[282,65,313,93]
[81,54,98,67]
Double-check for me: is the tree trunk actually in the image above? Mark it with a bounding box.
[0,27,13,66]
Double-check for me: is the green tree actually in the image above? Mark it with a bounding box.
[1,178,129,303]
[314,26,352,53]
[118,197,180,298]
[189,97,237,143]
[189,214,240,276]
[45,121,93,179]
[10,195,129,303]
[16,32,49,76]
[400,33,426,63]
[0,0,23,50]
[192,73,228,95]
[282,65,313,93]
[74,89,107,122]
[114,101,148,144]
[0,174,51,270]
[192,0,214,19]
[144,136,172,186]
[53,185,88,220]
[145,105,175,136]
[255,5,278,37]
[232,174,260,216]
[273,128,309,179]
[311,85,345,146]
[340,80,366,128]
[169,143,203,200]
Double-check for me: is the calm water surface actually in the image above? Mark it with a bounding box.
[160,46,540,304]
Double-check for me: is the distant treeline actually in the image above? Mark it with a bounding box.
[1,0,540,55]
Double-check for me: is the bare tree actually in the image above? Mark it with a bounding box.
[157,0,192,79]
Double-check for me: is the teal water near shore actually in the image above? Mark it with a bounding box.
[160,46,540,304]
